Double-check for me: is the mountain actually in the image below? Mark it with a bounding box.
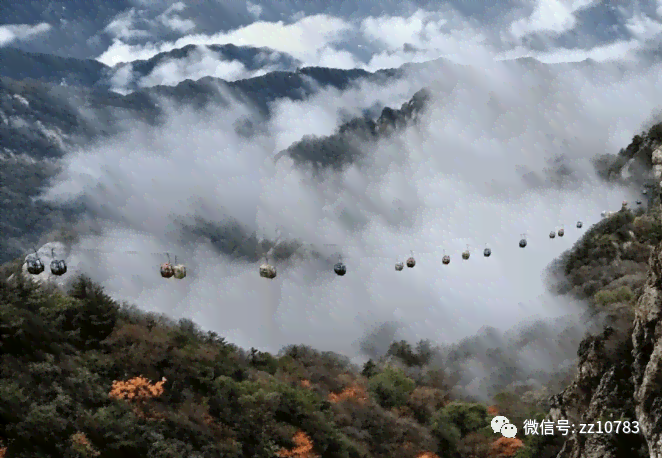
[0,62,397,265]
[112,43,302,92]
[0,47,112,89]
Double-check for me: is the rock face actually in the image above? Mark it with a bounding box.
[632,244,662,456]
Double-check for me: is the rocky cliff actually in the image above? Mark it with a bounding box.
[548,133,662,458]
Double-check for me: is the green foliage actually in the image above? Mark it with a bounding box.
[367,366,416,409]
[594,286,634,306]
[649,123,662,141]
[435,402,489,436]
[361,359,378,378]
[386,339,435,367]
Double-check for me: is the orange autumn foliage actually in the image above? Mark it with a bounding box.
[71,432,100,457]
[487,405,499,416]
[300,379,312,389]
[491,437,524,457]
[0,447,6,458]
[277,431,318,458]
[109,376,166,402]
[417,452,440,458]
[328,385,368,404]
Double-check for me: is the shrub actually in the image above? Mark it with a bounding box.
[594,286,633,306]
[367,366,416,409]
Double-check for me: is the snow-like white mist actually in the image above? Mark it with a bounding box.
[39,57,660,397]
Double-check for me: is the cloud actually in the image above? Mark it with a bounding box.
[158,2,196,33]
[510,0,599,39]
[104,8,151,40]
[135,47,252,89]
[97,14,355,68]
[40,54,658,370]
[247,1,264,19]
[0,23,52,47]
[359,10,494,70]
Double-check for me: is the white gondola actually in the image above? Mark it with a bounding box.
[461,245,470,260]
[483,244,491,257]
[395,261,404,271]
[577,221,583,229]
[549,231,556,239]
[519,234,527,248]
[172,256,187,279]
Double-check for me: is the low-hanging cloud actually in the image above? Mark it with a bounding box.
[39,55,660,381]
[0,23,52,47]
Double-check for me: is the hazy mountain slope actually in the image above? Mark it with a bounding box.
[0,63,398,264]
[0,47,111,89]
[114,43,302,91]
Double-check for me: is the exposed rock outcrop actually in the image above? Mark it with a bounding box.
[632,243,662,456]
[274,88,431,171]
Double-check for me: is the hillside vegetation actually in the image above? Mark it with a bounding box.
[0,262,566,458]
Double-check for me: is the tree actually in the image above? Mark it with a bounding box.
[361,359,377,378]
[367,366,415,409]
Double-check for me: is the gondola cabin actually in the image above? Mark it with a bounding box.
[50,259,67,276]
[557,228,564,237]
[160,263,174,278]
[49,249,67,276]
[549,231,556,239]
[334,262,347,276]
[173,264,187,279]
[27,258,45,275]
[395,262,404,271]
[577,221,583,228]
[462,250,470,260]
[406,257,416,268]
[483,248,491,257]
[259,263,277,279]
[442,255,450,265]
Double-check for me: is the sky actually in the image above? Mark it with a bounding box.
[5,1,662,89]
[6,0,662,395]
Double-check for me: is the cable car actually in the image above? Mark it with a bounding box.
[549,231,556,239]
[643,189,648,195]
[601,210,607,218]
[622,201,628,209]
[576,221,583,228]
[395,261,404,271]
[160,254,175,278]
[333,255,347,276]
[519,234,527,248]
[483,247,491,257]
[49,249,67,276]
[406,251,415,268]
[172,256,186,279]
[442,254,450,265]
[557,227,564,237]
[462,245,470,260]
[26,248,45,275]
[259,255,277,279]
[636,200,642,205]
